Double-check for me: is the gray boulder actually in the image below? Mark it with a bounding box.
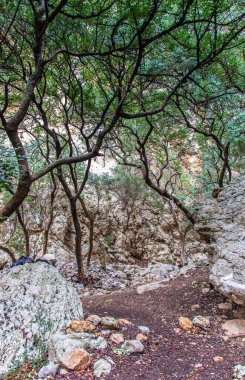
[48,332,107,363]
[195,177,245,306]
[0,262,83,375]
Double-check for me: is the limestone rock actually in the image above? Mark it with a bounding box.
[136,282,166,295]
[233,364,245,380]
[136,333,148,342]
[0,263,83,375]
[221,319,245,337]
[59,368,68,375]
[178,317,193,331]
[59,348,91,371]
[121,340,144,353]
[42,253,56,264]
[138,326,150,335]
[48,332,107,363]
[93,358,113,378]
[38,363,59,378]
[101,316,119,330]
[149,264,176,278]
[213,356,223,363]
[87,314,102,326]
[195,178,245,306]
[192,316,210,329]
[110,333,124,344]
[218,303,232,310]
[118,318,133,327]
[70,320,96,333]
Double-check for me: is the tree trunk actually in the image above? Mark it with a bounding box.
[0,244,16,263]
[86,218,94,268]
[16,209,30,256]
[70,201,85,283]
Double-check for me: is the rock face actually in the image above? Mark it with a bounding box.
[195,178,245,306]
[0,263,83,375]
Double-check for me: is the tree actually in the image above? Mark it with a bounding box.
[0,0,244,224]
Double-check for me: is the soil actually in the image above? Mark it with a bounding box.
[57,267,244,380]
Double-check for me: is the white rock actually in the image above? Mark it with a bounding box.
[233,364,245,380]
[48,332,107,363]
[38,363,59,378]
[86,314,101,326]
[121,340,144,353]
[221,319,245,337]
[42,253,57,264]
[192,316,210,329]
[93,358,112,378]
[138,326,150,335]
[195,178,245,306]
[0,263,83,375]
[136,282,166,295]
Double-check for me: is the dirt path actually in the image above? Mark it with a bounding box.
[82,267,244,380]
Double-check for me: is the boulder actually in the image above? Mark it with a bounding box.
[42,253,57,264]
[48,332,107,363]
[0,263,83,375]
[195,178,245,306]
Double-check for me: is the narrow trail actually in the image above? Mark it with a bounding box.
[82,267,244,380]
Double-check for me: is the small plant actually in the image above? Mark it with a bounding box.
[5,308,52,379]
[113,348,131,356]
[5,354,47,380]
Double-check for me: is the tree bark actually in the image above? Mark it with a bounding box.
[70,200,85,282]
[0,244,16,263]
[16,209,30,256]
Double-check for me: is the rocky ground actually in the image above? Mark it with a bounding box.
[79,267,245,380]
[3,266,245,380]
[37,267,244,380]
[59,261,191,296]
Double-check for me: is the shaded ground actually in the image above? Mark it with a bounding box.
[79,267,244,380]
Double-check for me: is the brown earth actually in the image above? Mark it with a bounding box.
[57,267,244,380]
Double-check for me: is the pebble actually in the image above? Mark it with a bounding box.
[38,363,59,378]
[138,326,150,335]
[136,333,148,342]
[218,303,232,310]
[87,314,102,326]
[101,316,119,330]
[110,333,124,344]
[178,317,193,331]
[192,316,210,329]
[213,356,224,362]
[121,340,144,353]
